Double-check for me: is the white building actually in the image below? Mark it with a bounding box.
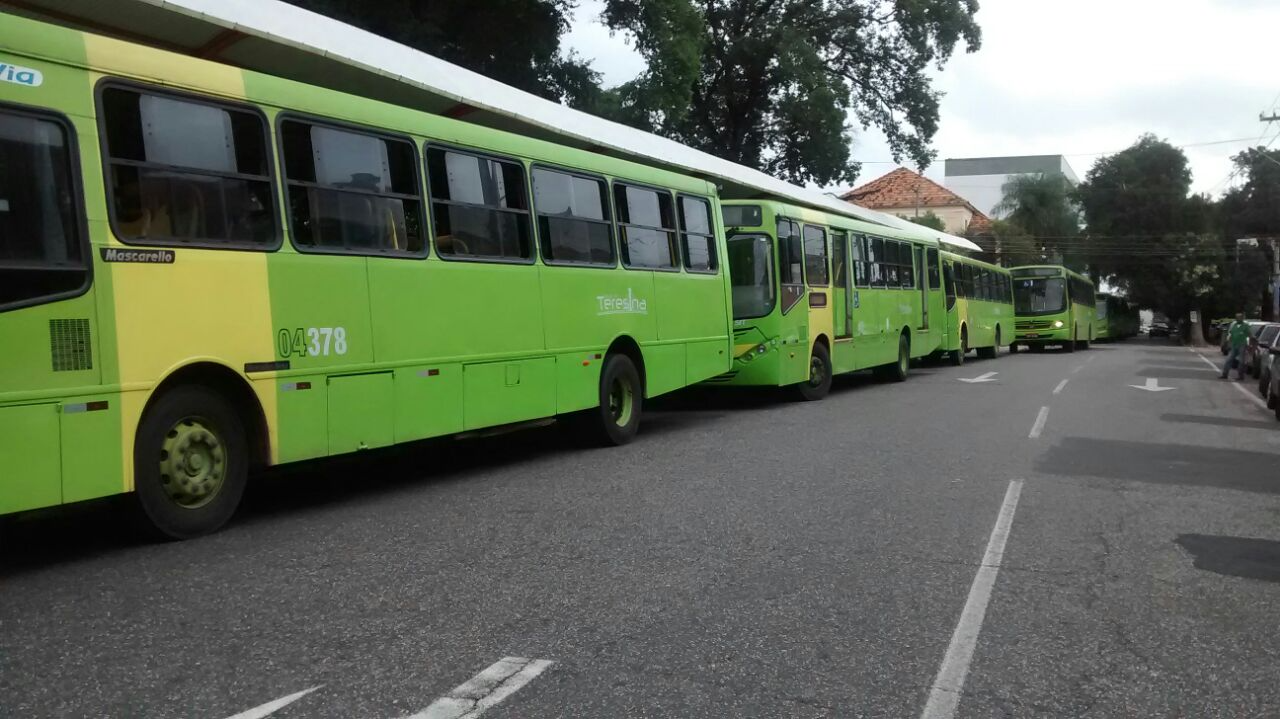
[943,155,1080,219]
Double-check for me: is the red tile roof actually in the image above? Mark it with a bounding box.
[842,167,991,236]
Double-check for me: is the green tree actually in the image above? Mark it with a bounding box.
[991,173,1080,265]
[598,0,982,186]
[899,211,946,232]
[282,0,601,107]
[968,218,1046,267]
[1077,135,1220,342]
[1219,147,1280,318]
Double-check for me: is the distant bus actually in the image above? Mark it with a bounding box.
[939,251,1014,364]
[0,14,734,537]
[1095,293,1138,340]
[1010,266,1096,352]
[709,200,946,399]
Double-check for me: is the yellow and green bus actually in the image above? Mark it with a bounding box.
[939,251,1013,365]
[1095,292,1138,341]
[0,14,735,537]
[1011,265,1096,352]
[710,200,946,399]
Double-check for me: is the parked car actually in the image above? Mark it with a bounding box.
[1244,323,1280,378]
[1269,348,1280,416]
[1260,346,1278,403]
[1148,322,1170,338]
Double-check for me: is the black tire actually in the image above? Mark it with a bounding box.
[581,353,643,446]
[949,328,967,366]
[889,333,910,382]
[978,329,999,359]
[1274,393,1280,420]
[1259,372,1270,401]
[1063,335,1076,353]
[795,343,833,401]
[1009,342,1019,354]
[133,385,249,540]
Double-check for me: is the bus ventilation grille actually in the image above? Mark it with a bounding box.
[49,319,92,372]
[704,371,739,383]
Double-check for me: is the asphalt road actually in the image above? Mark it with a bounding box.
[2,339,1279,718]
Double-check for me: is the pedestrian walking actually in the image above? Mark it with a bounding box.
[1221,313,1250,380]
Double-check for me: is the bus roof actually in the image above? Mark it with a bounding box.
[5,0,981,252]
[1010,265,1094,283]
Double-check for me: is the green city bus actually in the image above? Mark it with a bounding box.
[710,200,947,399]
[0,13,734,537]
[939,251,1013,365]
[1095,292,1138,340]
[1010,265,1096,352]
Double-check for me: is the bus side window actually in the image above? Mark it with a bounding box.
[0,108,88,309]
[803,224,829,287]
[615,183,677,270]
[869,237,885,288]
[927,247,940,290]
[853,235,870,288]
[532,167,613,266]
[428,148,533,262]
[777,218,804,286]
[943,262,956,309]
[900,242,915,289]
[100,85,277,248]
[678,195,717,273]
[830,231,846,288]
[281,118,425,256]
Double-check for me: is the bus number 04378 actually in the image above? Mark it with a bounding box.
[277,327,348,358]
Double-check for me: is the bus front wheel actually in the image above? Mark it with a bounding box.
[133,385,249,540]
[795,343,833,401]
[586,353,643,446]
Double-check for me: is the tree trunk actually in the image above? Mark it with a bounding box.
[1187,308,1208,346]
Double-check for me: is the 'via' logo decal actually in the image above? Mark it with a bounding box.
[0,60,43,88]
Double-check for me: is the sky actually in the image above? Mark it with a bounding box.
[564,0,1280,200]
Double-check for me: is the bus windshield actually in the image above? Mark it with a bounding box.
[727,234,775,319]
[1014,277,1066,315]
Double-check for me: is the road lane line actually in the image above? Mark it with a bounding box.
[224,686,323,719]
[1052,379,1069,395]
[919,480,1024,719]
[408,657,554,719]
[1191,352,1269,410]
[1028,406,1050,439]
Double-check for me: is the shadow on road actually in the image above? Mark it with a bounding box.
[1036,437,1280,495]
[1175,533,1280,583]
[1161,413,1277,431]
[0,401,728,575]
[1135,367,1219,381]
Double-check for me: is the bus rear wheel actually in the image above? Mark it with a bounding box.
[879,333,910,382]
[949,328,967,366]
[978,329,1000,359]
[134,385,249,540]
[584,353,643,446]
[795,343,833,401]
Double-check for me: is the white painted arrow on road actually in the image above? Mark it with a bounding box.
[1129,377,1176,392]
[957,371,998,384]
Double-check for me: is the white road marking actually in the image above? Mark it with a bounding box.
[407,657,554,719]
[1028,406,1050,439]
[1052,379,1069,395]
[1128,377,1176,392]
[1191,352,1269,410]
[1070,364,1083,374]
[957,371,998,384]
[919,480,1024,719]
[223,686,323,719]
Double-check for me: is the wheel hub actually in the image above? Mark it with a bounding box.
[609,378,634,427]
[159,417,226,509]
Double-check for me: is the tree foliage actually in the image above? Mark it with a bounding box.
[899,211,946,232]
[598,0,981,185]
[1077,135,1222,323]
[991,173,1080,265]
[281,0,600,107]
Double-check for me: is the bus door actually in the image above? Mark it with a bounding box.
[832,231,851,339]
[917,245,929,330]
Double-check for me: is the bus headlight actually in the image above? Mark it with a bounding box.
[1052,320,1064,329]
[754,343,768,355]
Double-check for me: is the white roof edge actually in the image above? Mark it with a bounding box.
[139,0,981,252]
